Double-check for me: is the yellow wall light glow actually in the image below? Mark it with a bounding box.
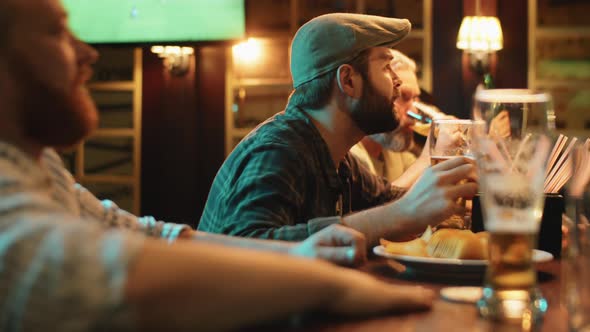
[233,38,262,64]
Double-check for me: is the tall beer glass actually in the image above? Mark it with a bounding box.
[429,119,474,229]
[472,89,554,323]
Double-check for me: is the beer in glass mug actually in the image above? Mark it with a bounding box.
[429,119,474,229]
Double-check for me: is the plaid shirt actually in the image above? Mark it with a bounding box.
[198,105,407,241]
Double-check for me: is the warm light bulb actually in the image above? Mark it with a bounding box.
[457,16,503,52]
[181,47,194,55]
[150,45,194,76]
[233,38,262,64]
[151,45,194,57]
[151,45,165,58]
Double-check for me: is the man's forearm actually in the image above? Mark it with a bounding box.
[392,157,429,188]
[341,201,418,247]
[191,231,294,254]
[199,216,340,242]
[125,239,343,331]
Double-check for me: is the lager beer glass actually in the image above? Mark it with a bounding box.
[429,119,474,229]
[472,89,554,323]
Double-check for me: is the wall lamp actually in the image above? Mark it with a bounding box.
[456,16,503,78]
[150,46,194,76]
[232,38,262,65]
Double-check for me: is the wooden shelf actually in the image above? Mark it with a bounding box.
[72,47,143,214]
[92,128,136,137]
[534,79,590,89]
[536,27,590,38]
[529,0,590,139]
[78,174,135,185]
[233,78,293,87]
[88,81,136,91]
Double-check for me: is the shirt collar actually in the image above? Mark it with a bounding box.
[286,105,351,191]
[0,141,52,187]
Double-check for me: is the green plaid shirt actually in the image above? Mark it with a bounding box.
[198,105,407,241]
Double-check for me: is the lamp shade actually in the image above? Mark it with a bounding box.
[456,16,503,52]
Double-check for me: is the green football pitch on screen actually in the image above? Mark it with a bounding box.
[63,0,245,43]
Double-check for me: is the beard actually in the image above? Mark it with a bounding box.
[349,79,399,135]
[11,54,98,151]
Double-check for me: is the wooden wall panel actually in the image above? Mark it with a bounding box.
[432,0,528,118]
[141,46,227,228]
[432,0,466,118]
[496,0,528,89]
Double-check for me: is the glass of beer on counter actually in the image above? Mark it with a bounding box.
[429,119,474,229]
[472,89,554,324]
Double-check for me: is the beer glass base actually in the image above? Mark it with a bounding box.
[477,286,547,324]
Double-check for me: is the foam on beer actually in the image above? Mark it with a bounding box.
[475,89,550,104]
[484,214,540,233]
[481,174,544,234]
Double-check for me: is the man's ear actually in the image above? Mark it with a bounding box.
[336,64,360,98]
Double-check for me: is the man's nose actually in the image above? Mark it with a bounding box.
[74,37,99,66]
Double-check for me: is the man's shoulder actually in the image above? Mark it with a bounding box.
[208,111,317,193]
[233,111,316,155]
[261,110,314,139]
[42,148,66,166]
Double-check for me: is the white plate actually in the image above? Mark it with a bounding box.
[373,245,553,279]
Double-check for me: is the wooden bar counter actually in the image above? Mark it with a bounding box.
[252,259,567,332]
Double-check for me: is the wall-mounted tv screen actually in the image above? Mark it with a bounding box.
[63,0,245,44]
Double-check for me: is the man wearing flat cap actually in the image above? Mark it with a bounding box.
[199,13,477,247]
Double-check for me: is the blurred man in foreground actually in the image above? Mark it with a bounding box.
[0,1,434,331]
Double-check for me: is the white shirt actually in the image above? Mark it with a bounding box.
[350,142,416,182]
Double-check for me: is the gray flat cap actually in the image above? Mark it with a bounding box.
[290,13,411,88]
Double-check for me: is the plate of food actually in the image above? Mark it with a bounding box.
[373,227,553,280]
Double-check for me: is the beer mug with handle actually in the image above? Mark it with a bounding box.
[472,89,554,323]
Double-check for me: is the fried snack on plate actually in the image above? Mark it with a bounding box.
[426,229,488,260]
[420,225,434,242]
[380,237,428,257]
[475,231,489,250]
[380,227,490,259]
